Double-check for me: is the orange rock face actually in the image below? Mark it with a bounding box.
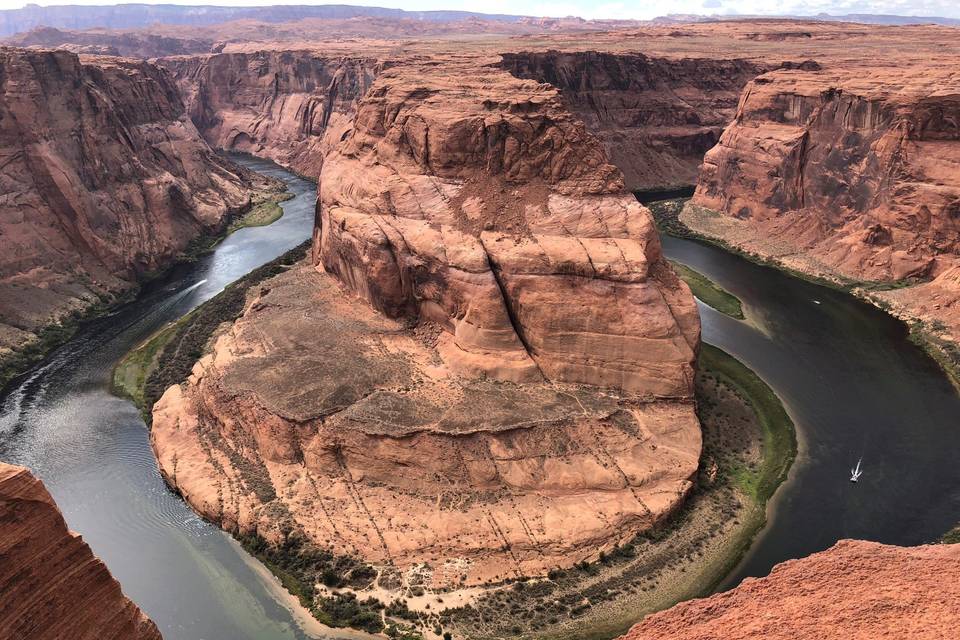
[619,540,960,640]
[151,53,702,588]
[159,51,379,178]
[0,462,161,640]
[0,47,264,361]
[687,64,960,345]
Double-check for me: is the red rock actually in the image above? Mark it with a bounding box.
[619,540,960,640]
[0,47,265,362]
[0,462,161,640]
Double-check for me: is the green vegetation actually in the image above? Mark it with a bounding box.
[670,261,744,320]
[698,344,796,505]
[113,240,310,418]
[227,192,293,235]
[908,323,960,393]
[239,533,388,633]
[1,291,133,392]
[941,524,960,544]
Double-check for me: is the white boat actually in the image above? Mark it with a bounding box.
[850,458,863,483]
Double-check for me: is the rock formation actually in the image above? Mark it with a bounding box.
[685,64,960,345]
[159,51,378,178]
[4,26,214,57]
[0,462,161,640]
[619,540,960,640]
[500,51,763,190]
[151,55,701,587]
[0,47,265,368]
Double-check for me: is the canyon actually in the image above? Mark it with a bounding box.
[151,51,703,588]
[0,12,959,640]
[0,47,273,384]
[0,462,161,640]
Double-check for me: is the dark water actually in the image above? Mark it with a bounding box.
[0,156,342,640]
[661,234,960,587]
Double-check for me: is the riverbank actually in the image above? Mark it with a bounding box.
[669,261,744,320]
[112,240,310,418]
[648,198,960,392]
[3,180,290,397]
[438,344,795,640]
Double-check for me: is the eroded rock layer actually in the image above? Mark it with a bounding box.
[0,47,263,362]
[159,51,379,177]
[152,262,701,586]
[0,462,161,640]
[500,51,763,191]
[153,56,702,587]
[620,540,960,640]
[687,66,960,342]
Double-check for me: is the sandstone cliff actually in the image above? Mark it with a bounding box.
[159,51,379,178]
[151,56,701,588]
[500,51,763,191]
[0,47,264,371]
[0,462,161,640]
[619,539,960,640]
[686,66,960,348]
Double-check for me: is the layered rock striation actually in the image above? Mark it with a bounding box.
[159,51,380,177]
[0,47,264,367]
[152,57,702,587]
[500,51,763,191]
[620,540,960,640]
[0,462,161,640]
[686,66,960,343]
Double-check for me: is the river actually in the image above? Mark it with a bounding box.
[661,234,960,586]
[0,156,332,640]
[0,159,957,638]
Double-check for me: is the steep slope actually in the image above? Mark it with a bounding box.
[500,51,764,191]
[0,462,162,640]
[0,47,265,376]
[159,51,379,177]
[620,540,960,640]
[151,56,702,588]
[684,65,960,355]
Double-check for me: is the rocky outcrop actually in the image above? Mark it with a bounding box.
[500,51,764,191]
[0,47,264,366]
[4,26,214,57]
[159,51,379,177]
[0,462,161,640]
[686,66,960,343]
[619,540,960,640]
[152,56,701,588]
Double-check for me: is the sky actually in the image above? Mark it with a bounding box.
[3,0,960,21]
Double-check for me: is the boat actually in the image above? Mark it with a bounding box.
[850,458,863,483]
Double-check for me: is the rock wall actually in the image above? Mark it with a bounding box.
[619,539,960,640]
[0,462,162,640]
[0,47,263,363]
[686,68,960,341]
[315,58,700,395]
[159,51,379,177]
[500,51,764,191]
[152,56,702,588]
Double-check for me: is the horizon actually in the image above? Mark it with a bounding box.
[4,1,960,22]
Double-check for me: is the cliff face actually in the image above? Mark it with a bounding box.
[687,67,960,342]
[159,51,380,177]
[0,47,263,364]
[151,57,702,587]
[619,540,960,640]
[500,51,764,191]
[0,462,161,640]
[4,26,215,57]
